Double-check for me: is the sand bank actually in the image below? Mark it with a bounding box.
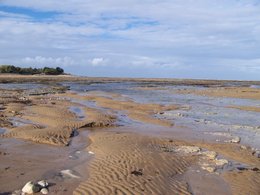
[175,87,260,100]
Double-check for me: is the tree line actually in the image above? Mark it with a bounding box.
[0,65,64,75]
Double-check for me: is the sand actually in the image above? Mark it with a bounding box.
[74,131,197,195]
[0,76,260,195]
[63,92,178,127]
[72,129,260,195]
[175,87,260,100]
[1,95,116,146]
[227,105,260,112]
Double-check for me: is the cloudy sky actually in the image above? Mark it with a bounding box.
[0,0,260,80]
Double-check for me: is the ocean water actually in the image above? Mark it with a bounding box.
[63,81,260,148]
[1,81,259,147]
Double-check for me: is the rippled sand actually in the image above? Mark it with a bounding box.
[0,76,260,194]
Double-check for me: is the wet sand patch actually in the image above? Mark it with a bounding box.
[175,87,260,100]
[227,105,260,112]
[63,92,179,127]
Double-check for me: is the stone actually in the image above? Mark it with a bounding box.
[202,166,215,173]
[40,188,49,194]
[131,169,143,176]
[88,151,94,154]
[176,113,184,117]
[22,181,40,194]
[240,145,247,150]
[229,136,240,143]
[175,146,201,154]
[203,151,217,160]
[252,150,260,158]
[215,159,229,166]
[37,180,48,188]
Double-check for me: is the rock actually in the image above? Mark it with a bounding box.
[252,150,260,158]
[88,151,94,154]
[252,167,260,172]
[131,169,143,176]
[202,166,215,173]
[237,167,248,171]
[240,145,247,150]
[37,180,48,188]
[215,159,229,166]
[40,188,49,194]
[203,151,217,160]
[22,181,40,194]
[229,136,240,143]
[175,146,201,154]
[177,113,184,117]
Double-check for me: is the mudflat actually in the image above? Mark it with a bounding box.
[0,75,259,195]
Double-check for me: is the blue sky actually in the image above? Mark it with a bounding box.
[0,0,260,80]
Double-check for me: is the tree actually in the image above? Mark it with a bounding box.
[56,67,64,74]
[0,65,65,75]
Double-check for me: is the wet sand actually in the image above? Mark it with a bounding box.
[0,76,260,195]
[227,105,260,112]
[175,86,260,100]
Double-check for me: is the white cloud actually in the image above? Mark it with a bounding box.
[90,58,107,66]
[0,0,260,79]
[22,56,75,67]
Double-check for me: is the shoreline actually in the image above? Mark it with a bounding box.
[0,74,259,86]
[0,76,259,194]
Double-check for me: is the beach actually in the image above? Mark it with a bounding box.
[0,75,260,195]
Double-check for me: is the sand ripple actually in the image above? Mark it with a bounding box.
[74,132,197,195]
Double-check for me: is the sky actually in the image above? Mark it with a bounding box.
[0,0,260,80]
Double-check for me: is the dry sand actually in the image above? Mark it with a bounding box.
[73,129,260,195]
[74,131,198,195]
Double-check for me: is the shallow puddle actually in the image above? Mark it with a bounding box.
[69,106,85,120]
[0,128,92,194]
[0,127,6,134]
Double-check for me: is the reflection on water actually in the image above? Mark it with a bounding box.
[0,128,6,134]
[69,106,85,120]
[250,85,260,89]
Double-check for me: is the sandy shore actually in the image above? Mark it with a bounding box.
[175,86,260,100]
[0,76,260,194]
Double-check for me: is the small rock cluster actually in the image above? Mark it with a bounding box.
[162,145,201,154]
[13,180,49,195]
[252,149,260,158]
[228,136,241,143]
[161,145,229,173]
[204,132,241,143]
[199,151,229,173]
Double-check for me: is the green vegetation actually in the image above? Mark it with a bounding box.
[0,65,64,75]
